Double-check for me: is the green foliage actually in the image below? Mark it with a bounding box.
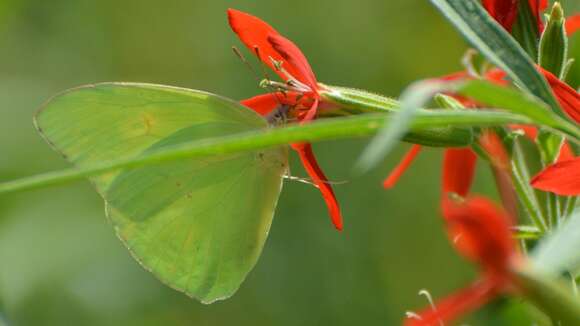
[0,0,579,324]
[0,109,529,195]
[0,1,532,325]
[428,0,562,115]
[356,77,579,174]
[457,80,579,140]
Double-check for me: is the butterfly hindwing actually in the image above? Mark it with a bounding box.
[35,83,288,303]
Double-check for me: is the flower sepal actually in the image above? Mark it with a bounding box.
[317,84,399,115]
[538,2,568,78]
[318,84,475,148]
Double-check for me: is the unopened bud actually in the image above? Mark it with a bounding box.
[538,2,568,77]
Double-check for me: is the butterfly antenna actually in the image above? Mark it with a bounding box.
[232,46,262,84]
[233,45,290,123]
[253,46,275,84]
[283,174,349,186]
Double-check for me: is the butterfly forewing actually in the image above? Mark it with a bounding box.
[35,83,288,303]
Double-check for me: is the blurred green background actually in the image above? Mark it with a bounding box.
[0,1,578,325]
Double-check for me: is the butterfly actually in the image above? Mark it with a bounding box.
[36,83,288,303]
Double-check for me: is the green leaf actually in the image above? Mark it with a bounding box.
[34,83,288,303]
[457,80,580,141]
[354,75,580,173]
[511,140,548,232]
[0,109,531,195]
[533,209,580,276]
[537,131,564,165]
[428,0,562,116]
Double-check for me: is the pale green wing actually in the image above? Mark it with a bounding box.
[35,83,288,303]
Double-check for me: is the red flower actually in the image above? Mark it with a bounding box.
[442,130,516,225]
[228,9,343,230]
[440,148,478,216]
[567,15,580,35]
[382,69,503,193]
[404,196,519,326]
[405,133,519,325]
[384,65,575,204]
[383,145,422,189]
[531,157,580,195]
[539,67,580,124]
[482,0,547,32]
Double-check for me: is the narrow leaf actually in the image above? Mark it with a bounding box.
[457,80,580,141]
[0,110,530,195]
[429,0,562,116]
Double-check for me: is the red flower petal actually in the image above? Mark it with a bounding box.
[558,141,575,162]
[242,95,341,228]
[484,68,508,85]
[507,125,573,162]
[383,145,422,189]
[566,15,580,36]
[404,278,498,326]
[538,0,548,12]
[509,124,538,140]
[439,71,470,81]
[227,9,317,92]
[299,97,319,122]
[241,92,301,116]
[292,143,343,230]
[479,131,509,171]
[531,157,580,195]
[540,67,580,123]
[241,93,283,116]
[438,69,507,108]
[268,34,318,92]
[482,0,519,31]
[441,148,478,198]
[409,196,516,326]
[441,148,478,221]
[445,196,516,276]
[477,131,519,222]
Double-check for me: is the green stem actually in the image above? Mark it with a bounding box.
[547,193,559,229]
[0,111,529,195]
[536,132,566,228]
[571,273,578,298]
[563,196,579,219]
[515,268,580,325]
[511,140,549,232]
